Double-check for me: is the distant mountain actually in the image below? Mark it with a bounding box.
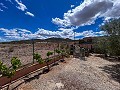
[0,38,73,44]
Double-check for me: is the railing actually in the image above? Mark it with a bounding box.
[0,55,64,89]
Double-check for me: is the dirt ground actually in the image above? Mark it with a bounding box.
[4,54,120,90]
[0,42,58,67]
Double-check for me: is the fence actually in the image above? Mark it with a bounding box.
[0,40,69,89]
[0,55,64,89]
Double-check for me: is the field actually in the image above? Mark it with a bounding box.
[0,42,59,67]
[0,41,120,90]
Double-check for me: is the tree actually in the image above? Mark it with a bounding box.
[33,53,44,64]
[93,37,109,55]
[46,51,53,70]
[0,57,21,90]
[101,18,120,56]
[55,49,61,57]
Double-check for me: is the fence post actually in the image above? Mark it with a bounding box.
[32,39,35,63]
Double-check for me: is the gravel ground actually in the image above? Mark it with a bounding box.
[5,54,119,90]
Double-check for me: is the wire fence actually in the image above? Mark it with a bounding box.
[0,40,69,67]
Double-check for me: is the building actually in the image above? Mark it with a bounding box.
[79,37,93,50]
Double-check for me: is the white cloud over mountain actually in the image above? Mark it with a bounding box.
[0,28,106,41]
[52,0,120,27]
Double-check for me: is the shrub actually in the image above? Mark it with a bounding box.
[11,57,21,70]
[34,53,44,64]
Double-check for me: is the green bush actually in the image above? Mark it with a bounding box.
[34,53,44,64]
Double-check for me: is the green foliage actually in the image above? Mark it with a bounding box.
[93,37,109,54]
[100,18,120,56]
[101,18,120,36]
[47,51,53,57]
[55,49,61,54]
[11,57,21,70]
[0,61,3,71]
[0,57,21,78]
[46,58,52,62]
[60,44,64,49]
[34,53,44,64]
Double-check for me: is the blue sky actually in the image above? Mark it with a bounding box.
[0,0,120,42]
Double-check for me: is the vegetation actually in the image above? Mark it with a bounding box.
[46,51,53,70]
[34,53,44,64]
[101,18,120,56]
[0,57,21,90]
[94,18,120,57]
[55,49,61,56]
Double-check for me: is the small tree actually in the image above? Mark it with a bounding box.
[100,18,120,56]
[11,57,21,70]
[60,50,65,61]
[55,49,61,57]
[34,53,44,64]
[46,51,53,70]
[0,57,21,90]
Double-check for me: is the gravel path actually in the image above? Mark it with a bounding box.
[6,54,120,90]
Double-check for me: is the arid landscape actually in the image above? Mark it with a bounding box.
[3,54,119,90]
[0,41,59,67]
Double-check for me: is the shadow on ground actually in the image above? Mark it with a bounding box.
[94,54,120,62]
[100,64,120,83]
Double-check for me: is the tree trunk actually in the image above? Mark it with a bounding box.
[7,78,12,90]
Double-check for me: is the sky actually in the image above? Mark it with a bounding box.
[0,0,120,42]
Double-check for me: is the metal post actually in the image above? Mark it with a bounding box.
[32,39,34,63]
[53,37,55,65]
[73,30,75,57]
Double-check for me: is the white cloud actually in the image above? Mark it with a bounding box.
[0,3,8,9]
[0,3,8,11]
[6,0,13,4]
[0,28,106,41]
[71,5,75,8]
[15,0,35,17]
[25,12,34,17]
[0,9,3,12]
[52,0,120,27]
[15,0,27,11]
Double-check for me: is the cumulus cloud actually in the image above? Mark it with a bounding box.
[25,12,35,17]
[0,28,106,41]
[52,0,120,27]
